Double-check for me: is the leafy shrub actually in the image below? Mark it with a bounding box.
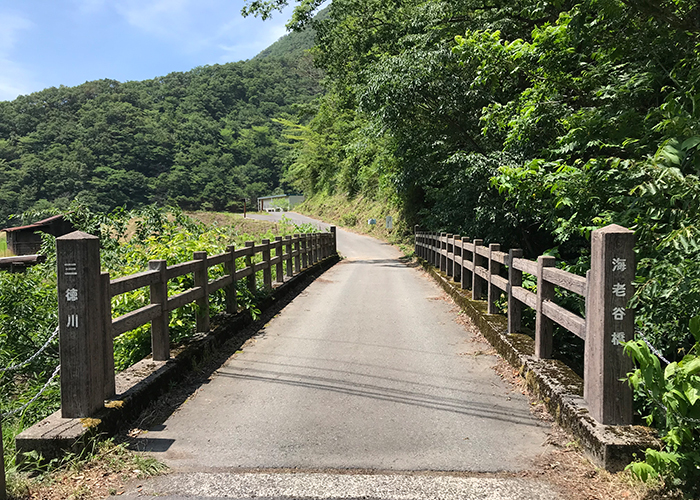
[625,316,700,492]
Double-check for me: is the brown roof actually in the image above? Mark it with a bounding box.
[2,214,66,232]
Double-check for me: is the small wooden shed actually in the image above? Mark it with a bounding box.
[257,194,305,212]
[2,214,75,256]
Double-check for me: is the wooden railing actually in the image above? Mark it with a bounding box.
[415,225,635,426]
[56,228,337,418]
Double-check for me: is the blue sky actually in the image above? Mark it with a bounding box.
[0,0,295,102]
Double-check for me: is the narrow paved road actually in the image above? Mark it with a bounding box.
[122,215,557,499]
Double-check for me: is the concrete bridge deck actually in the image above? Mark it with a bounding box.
[121,214,558,499]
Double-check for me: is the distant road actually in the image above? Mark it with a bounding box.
[244,211,331,231]
[121,215,556,499]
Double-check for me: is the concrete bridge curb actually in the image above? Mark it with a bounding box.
[16,254,340,463]
[417,257,659,472]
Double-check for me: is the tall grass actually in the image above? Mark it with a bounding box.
[0,233,10,257]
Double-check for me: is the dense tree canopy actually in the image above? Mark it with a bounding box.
[0,43,322,225]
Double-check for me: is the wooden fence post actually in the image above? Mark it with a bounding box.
[460,237,470,290]
[261,240,272,290]
[275,237,284,284]
[472,239,484,300]
[194,251,210,333]
[331,226,337,255]
[224,245,237,314]
[315,234,320,264]
[508,249,523,334]
[302,235,309,269]
[488,243,501,314]
[245,241,256,294]
[57,231,105,418]
[440,233,447,273]
[149,259,169,361]
[453,235,462,284]
[293,235,301,274]
[446,234,454,278]
[314,234,319,263]
[284,236,293,278]
[535,255,556,358]
[101,272,115,398]
[584,225,634,425]
[414,225,420,257]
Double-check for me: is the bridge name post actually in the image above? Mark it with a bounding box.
[57,231,106,417]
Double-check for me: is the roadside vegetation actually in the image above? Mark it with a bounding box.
[1,0,699,493]
[0,205,317,498]
[0,233,9,257]
[243,0,700,492]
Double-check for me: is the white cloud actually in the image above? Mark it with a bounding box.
[114,0,193,39]
[0,12,32,54]
[70,0,108,14]
[0,12,36,101]
[112,0,292,60]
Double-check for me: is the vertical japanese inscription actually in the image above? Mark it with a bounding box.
[57,231,105,418]
[611,257,628,346]
[584,224,634,425]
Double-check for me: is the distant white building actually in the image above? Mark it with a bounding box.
[257,194,305,212]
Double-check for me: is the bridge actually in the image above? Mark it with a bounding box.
[118,217,552,498]
[14,213,656,499]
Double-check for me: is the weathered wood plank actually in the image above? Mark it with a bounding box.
[475,245,490,258]
[490,274,508,292]
[166,260,199,280]
[209,274,233,293]
[235,267,254,280]
[542,267,586,296]
[542,300,586,339]
[491,251,507,265]
[233,247,253,259]
[512,286,537,309]
[207,252,230,267]
[512,257,537,276]
[475,266,489,281]
[166,287,205,311]
[110,270,159,297]
[112,304,162,338]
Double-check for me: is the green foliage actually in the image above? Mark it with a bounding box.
[0,204,317,478]
[625,316,700,491]
[0,40,324,226]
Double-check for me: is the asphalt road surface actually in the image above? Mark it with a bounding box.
[121,214,557,499]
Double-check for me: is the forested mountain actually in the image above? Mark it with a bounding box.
[0,28,320,224]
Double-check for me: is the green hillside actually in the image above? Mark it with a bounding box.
[255,27,316,59]
[0,30,323,225]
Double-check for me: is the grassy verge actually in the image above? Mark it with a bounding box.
[0,232,10,257]
[5,437,165,500]
[294,193,414,254]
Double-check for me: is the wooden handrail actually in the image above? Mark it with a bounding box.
[56,229,337,419]
[414,225,635,425]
